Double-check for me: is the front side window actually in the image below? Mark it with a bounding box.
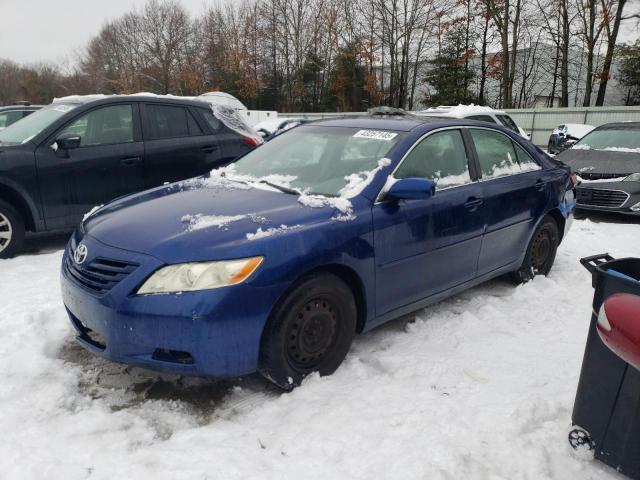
[395,130,471,189]
[59,105,134,147]
[470,129,520,178]
[231,126,403,196]
[0,103,78,145]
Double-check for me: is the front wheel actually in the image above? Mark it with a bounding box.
[0,199,25,259]
[258,273,356,389]
[510,215,559,284]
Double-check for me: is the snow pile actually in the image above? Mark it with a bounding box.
[435,171,472,188]
[573,145,640,153]
[298,193,355,221]
[0,219,635,479]
[578,176,627,184]
[246,224,302,240]
[418,104,495,118]
[181,213,246,231]
[339,158,392,198]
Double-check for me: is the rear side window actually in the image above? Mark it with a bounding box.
[145,105,202,139]
[395,130,471,189]
[468,115,496,123]
[470,129,520,178]
[59,105,134,146]
[0,110,23,129]
[200,109,221,132]
[513,142,541,172]
[496,114,519,133]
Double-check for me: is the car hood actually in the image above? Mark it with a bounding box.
[559,149,640,176]
[83,177,341,263]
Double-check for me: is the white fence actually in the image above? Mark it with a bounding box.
[280,106,640,147]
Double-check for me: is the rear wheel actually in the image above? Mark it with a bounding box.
[0,199,25,259]
[259,273,356,389]
[510,215,559,284]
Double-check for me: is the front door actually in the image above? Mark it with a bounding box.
[35,103,145,230]
[373,129,484,316]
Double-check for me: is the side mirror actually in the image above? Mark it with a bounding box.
[387,178,436,201]
[55,133,81,150]
[597,293,640,370]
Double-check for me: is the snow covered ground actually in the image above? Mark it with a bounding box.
[1,217,638,480]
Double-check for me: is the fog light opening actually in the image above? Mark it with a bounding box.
[630,202,640,212]
[152,349,194,365]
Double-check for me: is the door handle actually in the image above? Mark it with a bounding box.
[120,156,142,166]
[201,145,218,153]
[464,197,483,212]
[535,179,546,191]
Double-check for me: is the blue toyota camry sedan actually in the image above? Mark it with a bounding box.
[61,115,576,388]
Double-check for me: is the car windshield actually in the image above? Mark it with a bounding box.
[231,125,404,196]
[575,128,640,151]
[0,103,78,145]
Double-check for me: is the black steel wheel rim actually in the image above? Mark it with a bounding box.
[530,227,553,272]
[286,297,338,371]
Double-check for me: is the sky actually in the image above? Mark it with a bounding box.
[0,0,206,66]
[0,0,638,66]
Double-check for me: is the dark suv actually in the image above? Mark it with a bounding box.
[0,95,260,257]
[0,103,42,130]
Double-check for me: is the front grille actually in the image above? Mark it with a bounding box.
[576,187,629,208]
[65,254,138,294]
[578,172,627,181]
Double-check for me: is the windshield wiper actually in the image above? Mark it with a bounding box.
[259,180,299,195]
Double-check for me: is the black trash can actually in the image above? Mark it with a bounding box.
[570,254,640,479]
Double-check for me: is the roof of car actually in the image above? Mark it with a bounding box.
[594,122,640,130]
[51,93,245,110]
[310,115,454,132]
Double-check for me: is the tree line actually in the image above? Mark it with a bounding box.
[1,0,639,110]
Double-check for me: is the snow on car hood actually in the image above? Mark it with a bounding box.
[558,148,640,175]
[82,176,343,262]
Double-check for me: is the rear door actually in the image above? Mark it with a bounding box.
[141,103,220,187]
[468,128,548,276]
[35,103,145,230]
[373,128,484,316]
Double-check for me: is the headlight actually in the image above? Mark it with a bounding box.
[623,173,640,182]
[137,256,263,295]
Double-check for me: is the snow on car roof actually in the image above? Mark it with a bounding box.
[415,104,505,118]
[52,92,247,110]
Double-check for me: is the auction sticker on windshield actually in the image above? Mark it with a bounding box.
[353,130,398,141]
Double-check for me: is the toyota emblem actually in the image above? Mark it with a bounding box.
[74,243,88,265]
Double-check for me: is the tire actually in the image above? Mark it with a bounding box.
[510,215,559,284]
[258,273,357,389]
[0,199,25,259]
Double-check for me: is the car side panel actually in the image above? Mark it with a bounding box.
[477,170,552,276]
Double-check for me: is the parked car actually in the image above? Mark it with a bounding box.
[0,94,261,258]
[558,122,640,216]
[61,115,576,389]
[254,117,310,140]
[547,123,595,154]
[0,103,42,131]
[414,105,530,139]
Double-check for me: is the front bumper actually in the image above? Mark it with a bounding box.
[576,182,640,216]
[61,234,285,378]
